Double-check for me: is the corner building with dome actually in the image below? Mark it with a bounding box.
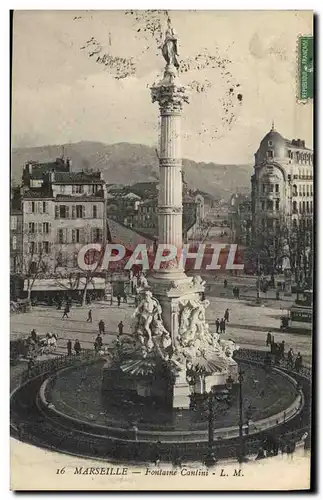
[251,125,314,246]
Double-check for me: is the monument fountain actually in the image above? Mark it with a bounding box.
[102,19,239,409]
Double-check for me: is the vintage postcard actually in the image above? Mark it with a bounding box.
[10,10,314,491]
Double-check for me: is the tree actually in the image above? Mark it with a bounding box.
[287,215,313,289]
[249,211,313,288]
[21,238,50,299]
[249,212,290,283]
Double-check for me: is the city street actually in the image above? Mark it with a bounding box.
[11,292,312,365]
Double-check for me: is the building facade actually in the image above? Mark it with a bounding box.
[10,208,23,274]
[229,193,252,246]
[20,159,107,277]
[251,126,314,245]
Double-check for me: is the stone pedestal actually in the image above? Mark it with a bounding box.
[173,370,191,409]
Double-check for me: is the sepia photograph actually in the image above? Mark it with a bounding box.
[9,9,314,491]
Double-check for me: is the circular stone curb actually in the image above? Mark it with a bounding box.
[37,358,303,444]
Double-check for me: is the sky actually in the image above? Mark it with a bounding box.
[11,10,313,164]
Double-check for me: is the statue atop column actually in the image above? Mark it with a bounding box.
[162,17,180,70]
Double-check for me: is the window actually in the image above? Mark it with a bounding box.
[310,201,313,213]
[262,184,266,193]
[11,216,17,230]
[275,184,279,193]
[303,201,306,213]
[267,150,274,158]
[93,228,102,242]
[275,200,280,211]
[73,185,84,194]
[72,229,81,243]
[261,201,265,210]
[293,201,298,213]
[31,202,35,213]
[267,219,273,229]
[43,222,50,234]
[299,201,302,213]
[43,201,47,213]
[76,205,83,218]
[268,184,274,192]
[29,222,35,234]
[292,185,298,196]
[92,205,97,218]
[267,200,274,210]
[58,229,64,244]
[12,236,17,250]
[43,241,49,254]
[29,241,36,254]
[306,201,309,213]
[60,205,67,218]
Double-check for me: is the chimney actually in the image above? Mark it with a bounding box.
[50,169,55,183]
[27,162,33,175]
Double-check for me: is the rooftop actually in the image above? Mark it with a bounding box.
[22,190,53,199]
[53,171,103,184]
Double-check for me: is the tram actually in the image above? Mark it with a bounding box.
[280,290,313,334]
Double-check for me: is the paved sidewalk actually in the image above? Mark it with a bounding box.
[11,294,312,365]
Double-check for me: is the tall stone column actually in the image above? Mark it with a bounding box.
[151,66,189,279]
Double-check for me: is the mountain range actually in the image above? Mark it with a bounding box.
[11,141,253,200]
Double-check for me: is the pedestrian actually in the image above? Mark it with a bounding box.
[30,329,37,343]
[67,339,72,356]
[224,279,228,289]
[74,339,81,355]
[224,308,229,322]
[220,318,225,334]
[123,293,128,304]
[87,309,92,323]
[215,318,220,333]
[236,287,240,299]
[280,340,285,359]
[95,334,103,350]
[99,319,105,335]
[276,289,280,300]
[62,304,69,319]
[295,352,302,372]
[117,295,121,307]
[110,294,113,306]
[266,331,272,347]
[287,348,294,368]
[118,321,124,336]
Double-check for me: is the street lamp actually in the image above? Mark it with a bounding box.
[204,376,234,467]
[237,368,248,463]
[256,254,261,304]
